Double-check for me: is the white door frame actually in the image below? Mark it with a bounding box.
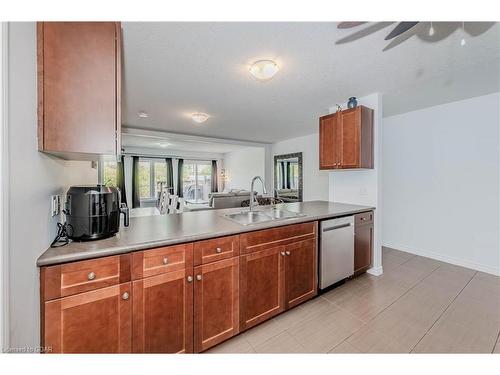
[0,21,10,350]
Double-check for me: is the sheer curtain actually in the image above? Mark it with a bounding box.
[177,158,184,197]
[132,156,140,208]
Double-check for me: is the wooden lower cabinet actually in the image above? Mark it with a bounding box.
[239,246,285,331]
[43,282,132,353]
[194,257,239,352]
[132,269,193,353]
[354,214,374,275]
[284,239,317,309]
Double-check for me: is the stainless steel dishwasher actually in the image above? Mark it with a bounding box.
[319,216,354,290]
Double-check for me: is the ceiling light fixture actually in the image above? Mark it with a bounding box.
[249,59,279,81]
[158,142,170,148]
[137,111,149,118]
[191,113,209,123]
[428,22,434,36]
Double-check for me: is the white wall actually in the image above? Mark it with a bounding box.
[329,93,384,275]
[7,22,97,348]
[223,147,266,193]
[383,92,500,275]
[271,133,329,201]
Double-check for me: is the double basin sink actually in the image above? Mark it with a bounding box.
[223,207,306,226]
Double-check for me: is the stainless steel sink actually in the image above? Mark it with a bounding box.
[223,208,305,226]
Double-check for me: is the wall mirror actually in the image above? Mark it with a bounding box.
[274,152,303,202]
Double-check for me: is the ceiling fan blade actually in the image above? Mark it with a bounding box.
[337,22,367,29]
[384,22,419,40]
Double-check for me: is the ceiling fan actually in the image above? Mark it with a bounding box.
[338,21,420,40]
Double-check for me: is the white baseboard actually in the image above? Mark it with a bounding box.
[367,266,383,276]
[383,241,500,276]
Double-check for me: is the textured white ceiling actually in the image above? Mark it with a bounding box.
[122,22,500,143]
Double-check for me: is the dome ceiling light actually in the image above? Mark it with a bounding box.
[191,113,209,124]
[249,60,279,81]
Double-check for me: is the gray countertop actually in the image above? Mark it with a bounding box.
[37,201,374,267]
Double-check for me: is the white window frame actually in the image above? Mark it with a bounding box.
[182,159,212,203]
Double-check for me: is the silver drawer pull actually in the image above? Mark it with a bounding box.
[187,276,193,283]
[122,292,129,300]
[87,272,96,280]
[280,251,285,256]
[162,257,168,265]
[285,251,291,256]
[216,247,222,254]
[196,275,202,281]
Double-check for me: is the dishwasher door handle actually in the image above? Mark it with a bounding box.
[322,223,352,232]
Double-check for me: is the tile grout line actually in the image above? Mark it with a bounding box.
[329,259,442,353]
[409,270,477,353]
[491,327,500,354]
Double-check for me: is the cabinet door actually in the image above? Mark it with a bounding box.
[239,247,285,331]
[194,257,239,352]
[43,283,132,353]
[339,108,360,168]
[354,223,373,275]
[319,115,338,169]
[284,239,317,309]
[38,22,120,155]
[132,269,194,353]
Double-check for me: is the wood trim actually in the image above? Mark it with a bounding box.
[194,257,239,352]
[240,222,316,255]
[360,105,374,169]
[36,22,44,151]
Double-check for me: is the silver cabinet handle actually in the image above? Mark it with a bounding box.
[162,257,168,265]
[122,292,129,300]
[196,275,202,281]
[87,272,96,280]
[280,251,285,256]
[187,276,193,283]
[216,247,222,254]
[285,251,291,256]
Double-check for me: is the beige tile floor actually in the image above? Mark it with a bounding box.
[207,247,500,354]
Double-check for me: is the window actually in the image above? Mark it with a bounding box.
[103,161,118,187]
[182,160,212,203]
[138,158,167,200]
[290,162,299,189]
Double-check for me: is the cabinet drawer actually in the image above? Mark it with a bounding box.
[193,235,239,265]
[240,222,317,255]
[355,211,374,226]
[41,254,131,301]
[132,243,193,280]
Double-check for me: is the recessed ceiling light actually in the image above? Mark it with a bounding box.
[137,111,148,118]
[191,113,209,124]
[249,60,279,81]
[158,142,170,148]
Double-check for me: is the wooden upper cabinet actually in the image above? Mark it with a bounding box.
[284,238,317,309]
[239,246,285,331]
[43,282,132,353]
[132,269,194,353]
[194,257,239,353]
[37,22,121,159]
[319,105,373,169]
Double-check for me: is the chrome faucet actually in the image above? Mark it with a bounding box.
[249,176,267,211]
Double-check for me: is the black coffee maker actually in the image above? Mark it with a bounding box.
[64,185,130,241]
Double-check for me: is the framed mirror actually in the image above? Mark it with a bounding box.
[274,152,303,202]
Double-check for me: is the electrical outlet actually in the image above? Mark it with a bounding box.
[51,195,61,217]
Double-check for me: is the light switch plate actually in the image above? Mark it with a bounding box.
[51,195,61,217]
